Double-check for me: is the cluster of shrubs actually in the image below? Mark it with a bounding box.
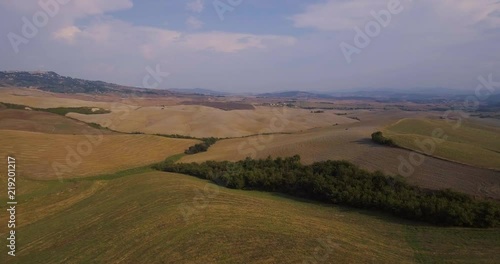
[157,134,198,140]
[0,102,26,110]
[371,131,395,146]
[184,137,218,155]
[155,155,500,227]
[0,102,110,115]
[42,107,110,115]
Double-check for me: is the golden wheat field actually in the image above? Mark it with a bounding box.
[0,109,112,135]
[0,130,198,180]
[68,105,359,138]
[0,87,360,138]
[0,88,118,108]
[0,87,499,263]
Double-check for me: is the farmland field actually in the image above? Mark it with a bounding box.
[0,129,197,180]
[0,109,112,135]
[181,113,500,200]
[0,170,498,263]
[0,88,118,109]
[384,118,500,170]
[68,105,358,138]
[3,2,500,261]
[0,92,499,263]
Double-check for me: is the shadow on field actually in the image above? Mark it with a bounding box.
[351,138,379,147]
[268,192,429,227]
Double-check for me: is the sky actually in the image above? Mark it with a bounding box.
[1,0,499,93]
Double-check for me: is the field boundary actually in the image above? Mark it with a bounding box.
[381,132,500,173]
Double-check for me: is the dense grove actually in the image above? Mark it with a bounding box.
[371,131,395,146]
[155,156,500,227]
[184,137,218,154]
[42,107,111,115]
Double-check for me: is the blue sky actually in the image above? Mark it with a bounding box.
[1,0,500,93]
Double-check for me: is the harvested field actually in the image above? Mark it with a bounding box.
[68,105,358,138]
[181,111,500,199]
[181,101,255,110]
[0,109,111,134]
[384,118,500,170]
[0,88,117,108]
[0,130,197,180]
[1,171,498,263]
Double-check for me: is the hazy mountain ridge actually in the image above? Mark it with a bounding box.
[1,71,497,111]
[168,88,229,96]
[257,91,334,99]
[0,71,173,95]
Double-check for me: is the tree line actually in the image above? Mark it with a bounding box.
[154,155,500,228]
[371,131,396,146]
[184,137,218,154]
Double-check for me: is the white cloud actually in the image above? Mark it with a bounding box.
[292,0,499,31]
[17,0,292,55]
[186,16,204,29]
[186,0,204,13]
[53,18,295,56]
[52,26,82,43]
[70,0,133,17]
[1,0,133,18]
[181,32,296,53]
[2,0,499,92]
[292,0,389,31]
[434,0,500,29]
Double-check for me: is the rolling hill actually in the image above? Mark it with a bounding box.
[0,129,198,180]
[384,118,500,170]
[0,71,172,95]
[0,170,498,263]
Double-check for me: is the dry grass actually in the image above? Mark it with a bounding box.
[0,98,498,263]
[68,105,358,138]
[181,111,500,199]
[0,109,111,135]
[384,118,500,170]
[0,130,197,180]
[0,87,117,108]
[0,171,498,263]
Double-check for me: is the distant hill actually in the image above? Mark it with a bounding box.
[257,91,333,99]
[327,89,468,99]
[0,71,172,95]
[168,88,229,96]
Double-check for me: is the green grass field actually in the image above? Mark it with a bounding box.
[1,168,499,263]
[384,118,500,170]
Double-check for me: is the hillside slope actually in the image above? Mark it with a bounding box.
[0,171,499,263]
